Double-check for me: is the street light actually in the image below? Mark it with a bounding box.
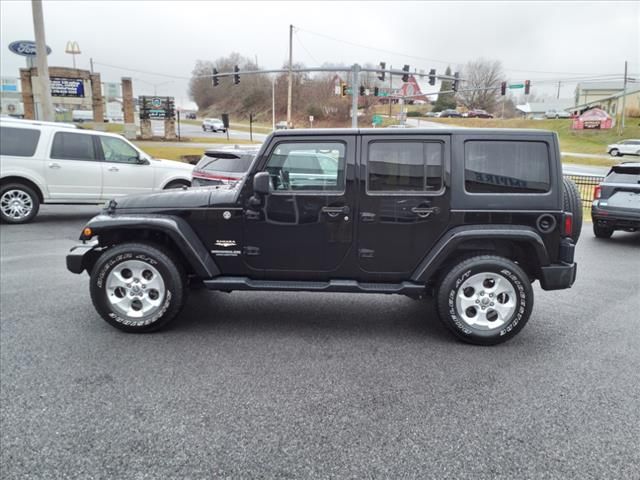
[64,41,81,69]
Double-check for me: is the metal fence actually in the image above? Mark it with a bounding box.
[563,174,604,207]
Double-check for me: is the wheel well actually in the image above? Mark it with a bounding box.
[428,239,541,289]
[94,228,194,276]
[0,176,44,202]
[163,179,191,189]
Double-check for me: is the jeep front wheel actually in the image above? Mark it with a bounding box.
[437,255,533,345]
[90,243,186,332]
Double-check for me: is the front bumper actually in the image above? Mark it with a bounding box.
[66,242,100,274]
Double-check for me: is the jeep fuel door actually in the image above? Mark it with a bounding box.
[243,136,356,274]
[358,135,451,277]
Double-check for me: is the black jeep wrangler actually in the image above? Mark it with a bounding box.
[67,128,581,345]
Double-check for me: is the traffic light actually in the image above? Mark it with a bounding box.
[402,65,410,82]
[500,81,507,96]
[524,80,531,95]
[212,68,219,87]
[452,72,460,92]
[233,65,240,85]
[359,86,365,96]
[378,62,386,81]
[341,82,347,97]
[428,68,436,86]
[374,86,379,96]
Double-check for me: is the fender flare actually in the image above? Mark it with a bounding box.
[411,225,550,282]
[83,214,220,278]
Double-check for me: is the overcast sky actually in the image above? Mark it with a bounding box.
[1,0,638,108]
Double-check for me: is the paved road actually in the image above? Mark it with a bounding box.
[152,119,269,143]
[1,206,639,478]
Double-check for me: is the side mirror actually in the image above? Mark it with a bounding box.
[253,171,271,195]
[136,156,150,165]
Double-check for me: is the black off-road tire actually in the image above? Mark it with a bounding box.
[0,183,40,224]
[563,177,583,242]
[436,255,534,346]
[593,223,614,239]
[90,243,186,333]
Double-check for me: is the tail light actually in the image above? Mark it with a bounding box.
[563,213,573,238]
[593,185,601,200]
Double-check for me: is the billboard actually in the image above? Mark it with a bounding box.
[572,108,613,130]
[50,77,85,97]
[139,96,175,119]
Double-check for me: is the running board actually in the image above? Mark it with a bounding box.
[203,277,425,295]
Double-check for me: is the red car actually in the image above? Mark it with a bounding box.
[467,109,494,118]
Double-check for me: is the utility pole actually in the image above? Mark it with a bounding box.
[388,65,393,118]
[619,60,628,133]
[286,24,293,128]
[90,57,94,73]
[351,64,359,128]
[272,78,275,131]
[556,81,561,99]
[31,0,53,121]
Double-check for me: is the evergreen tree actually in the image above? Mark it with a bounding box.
[432,66,457,112]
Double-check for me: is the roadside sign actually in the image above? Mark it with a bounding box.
[309,115,314,122]
[509,84,524,89]
[372,115,383,126]
[378,91,388,97]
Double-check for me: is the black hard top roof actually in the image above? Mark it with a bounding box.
[271,127,556,136]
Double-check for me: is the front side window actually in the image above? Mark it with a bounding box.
[50,132,96,161]
[264,142,346,192]
[465,141,550,193]
[0,127,40,157]
[99,136,140,164]
[367,141,443,193]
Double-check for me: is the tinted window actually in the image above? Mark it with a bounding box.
[606,167,640,184]
[99,136,139,164]
[0,127,40,157]
[368,141,443,193]
[465,141,550,193]
[51,132,96,161]
[265,142,345,192]
[200,155,253,173]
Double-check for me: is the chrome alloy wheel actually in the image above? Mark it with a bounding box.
[455,272,517,330]
[0,189,34,220]
[105,260,166,319]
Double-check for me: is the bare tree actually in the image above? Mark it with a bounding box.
[457,59,505,113]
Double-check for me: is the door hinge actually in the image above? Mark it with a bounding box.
[359,248,375,259]
[243,246,261,256]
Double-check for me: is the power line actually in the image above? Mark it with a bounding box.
[294,30,321,65]
[93,61,190,80]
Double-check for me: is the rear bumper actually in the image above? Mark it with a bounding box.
[592,204,640,230]
[539,262,577,290]
[66,242,100,274]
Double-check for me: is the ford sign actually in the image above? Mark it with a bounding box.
[8,40,52,57]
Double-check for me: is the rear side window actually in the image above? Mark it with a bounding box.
[367,141,443,193]
[465,141,550,193]
[0,127,40,157]
[199,155,253,173]
[51,132,96,161]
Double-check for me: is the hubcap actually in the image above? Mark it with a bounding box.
[105,260,165,320]
[0,189,33,220]
[455,272,517,330]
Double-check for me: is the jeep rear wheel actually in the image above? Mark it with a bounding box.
[562,177,583,242]
[437,255,533,345]
[90,243,186,332]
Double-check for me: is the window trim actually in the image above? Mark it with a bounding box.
[463,139,552,196]
[365,139,445,196]
[50,131,99,162]
[262,140,348,196]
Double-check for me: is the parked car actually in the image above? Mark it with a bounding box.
[591,162,640,238]
[192,147,259,187]
[544,110,571,119]
[438,109,462,118]
[607,139,640,157]
[467,109,494,119]
[275,121,288,130]
[202,118,226,133]
[425,112,439,118]
[0,118,193,224]
[185,112,197,120]
[68,127,580,345]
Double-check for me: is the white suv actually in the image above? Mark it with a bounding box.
[0,118,193,224]
[607,139,640,157]
[202,118,226,133]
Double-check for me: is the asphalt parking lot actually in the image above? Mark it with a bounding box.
[1,205,639,479]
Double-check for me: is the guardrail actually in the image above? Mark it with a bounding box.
[563,174,604,207]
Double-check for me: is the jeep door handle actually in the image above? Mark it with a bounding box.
[321,205,350,217]
[411,206,439,218]
[108,166,119,172]
[48,162,61,169]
